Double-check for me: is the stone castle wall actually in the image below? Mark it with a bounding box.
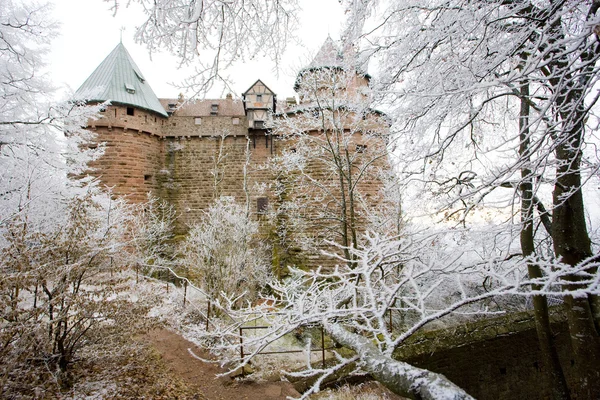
[86,102,390,270]
[157,132,276,233]
[88,105,165,202]
[161,115,247,138]
[393,307,588,399]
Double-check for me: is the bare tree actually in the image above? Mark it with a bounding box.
[179,196,271,303]
[107,0,300,96]
[192,226,600,399]
[269,62,392,269]
[0,190,155,395]
[337,0,600,396]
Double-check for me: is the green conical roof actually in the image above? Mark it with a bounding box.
[75,43,168,117]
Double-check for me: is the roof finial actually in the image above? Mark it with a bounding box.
[120,26,125,43]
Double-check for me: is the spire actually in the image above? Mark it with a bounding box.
[74,43,168,117]
[294,37,370,92]
[307,36,343,69]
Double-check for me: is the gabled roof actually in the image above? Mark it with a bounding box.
[242,79,275,95]
[75,43,168,117]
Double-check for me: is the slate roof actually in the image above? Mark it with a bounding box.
[75,43,168,117]
[307,36,344,69]
[160,98,245,117]
[294,37,371,91]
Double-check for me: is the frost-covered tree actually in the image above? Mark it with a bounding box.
[0,1,158,395]
[269,54,392,269]
[179,196,270,302]
[0,0,105,224]
[337,0,600,397]
[0,191,154,395]
[108,0,300,95]
[194,227,600,399]
[127,195,177,269]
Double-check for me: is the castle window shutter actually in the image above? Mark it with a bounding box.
[257,197,268,214]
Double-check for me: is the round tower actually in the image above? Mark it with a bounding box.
[75,43,168,202]
[293,37,371,107]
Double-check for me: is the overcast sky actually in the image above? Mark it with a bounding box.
[49,0,345,101]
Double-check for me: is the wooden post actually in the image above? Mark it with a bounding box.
[183,280,188,307]
[239,327,245,377]
[389,305,393,331]
[206,300,211,331]
[321,325,326,369]
[166,282,169,294]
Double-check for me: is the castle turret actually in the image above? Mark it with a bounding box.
[75,43,168,119]
[76,43,167,202]
[293,37,371,105]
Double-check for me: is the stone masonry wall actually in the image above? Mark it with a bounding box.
[157,132,277,234]
[161,115,248,138]
[393,308,588,399]
[87,104,389,271]
[88,130,163,203]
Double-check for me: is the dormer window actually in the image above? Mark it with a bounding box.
[211,104,218,116]
[125,83,136,94]
[134,70,145,83]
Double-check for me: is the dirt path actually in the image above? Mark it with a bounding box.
[146,329,301,400]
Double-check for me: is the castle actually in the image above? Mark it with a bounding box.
[76,39,390,268]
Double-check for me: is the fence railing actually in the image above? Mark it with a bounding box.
[238,324,331,376]
[134,263,404,376]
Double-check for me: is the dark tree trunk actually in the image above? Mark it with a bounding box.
[519,79,570,400]
[539,3,600,395]
[549,45,600,400]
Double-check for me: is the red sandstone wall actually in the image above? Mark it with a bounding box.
[88,126,163,203]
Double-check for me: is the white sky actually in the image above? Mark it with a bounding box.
[49,0,346,101]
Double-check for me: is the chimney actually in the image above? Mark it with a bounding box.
[286,97,297,108]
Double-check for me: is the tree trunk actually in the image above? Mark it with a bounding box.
[551,70,600,400]
[326,322,474,400]
[519,79,570,400]
[545,4,600,395]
